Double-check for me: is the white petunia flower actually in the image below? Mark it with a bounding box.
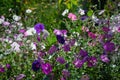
[78,8,85,15]
[62,9,69,16]
[26,9,32,13]
[98,10,105,15]
[13,15,21,21]
[11,42,20,52]
[24,28,36,36]
[0,18,4,24]
[92,15,99,22]
[30,42,36,50]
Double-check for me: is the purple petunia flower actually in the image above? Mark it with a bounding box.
[41,63,52,75]
[102,27,110,32]
[0,66,5,73]
[73,59,84,68]
[103,42,115,52]
[80,16,88,20]
[79,49,88,58]
[62,69,70,78]
[48,45,57,55]
[32,60,41,72]
[63,44,70,52]
[6,64,11,69]
[56,35,65,44]
[100,54,110,63]
[56,57,66,64]
[87,56,97,67]
[34,23,45,33]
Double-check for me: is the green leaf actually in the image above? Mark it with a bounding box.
[87,10,93,17]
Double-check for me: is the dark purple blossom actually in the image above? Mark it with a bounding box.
[62,69,70,78]
[87,56,97,67]
[56,35,65,44]
[102,27,110,32]
[73,59,84,68]
[34,23,45,33]
[80,16,88,20]
[100,54,110,63]
[88,32,96,39]
[48,45,57,55]
[56,57,66,64]
[103,42,115,52]
[41,63,52,75]
[79,49,88,58]
[0,66,5,73]
[63,44,70,52]
[32,60,41,72]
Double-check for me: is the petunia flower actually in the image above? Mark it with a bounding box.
[16,74,26,80]
[62,69,70,78]
[41,63,52,75]
[24,28,36,36]
[56,35,65,44]
[87,56,97,67]
[103,42,115,52]
[34,23,45,34]
[62,9,69,16]
[56,57,66,64]
[11,42,20,52]
[13,15,21,21]
[68,13,77,21]
[63,44,70,52]
[73,59,84,68]
[100,54,110,63]
[32,60,41,72]
[48,45,57,55]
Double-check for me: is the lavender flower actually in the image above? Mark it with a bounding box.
[32,60,41,72]
[34,23,45,33]
[56,57,66,64]
[16,74,26,80]
[41,63,52,75]
[6,64,11,69]
[73,59,84,68]
[100,54,110,63]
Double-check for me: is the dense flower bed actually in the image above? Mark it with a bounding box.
[0,4,120,80]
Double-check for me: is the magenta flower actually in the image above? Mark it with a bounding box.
[34,23,45,33]
[56,57,66,64]
[100,54,110,63]
[102,27,110,32]
[73,59,84,68]
[117,27,120,32]
[19,29,26,34]
[103,42,115,52]
[68,13,77,21]
[87,56,97,67]
[88,32,96,39]
[41,63,52,75]
[0,66,5,73]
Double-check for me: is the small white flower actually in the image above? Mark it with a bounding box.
[92,15,99,22]
[13,15,21,21]
[98,10,105,15]
[11,42,20,52]
[30,42,36,50]
[24,28,36,36]
[16,34,23,41]
[118,2,120,6]
[26,9,32,13]
[17,22,23,27]
[62,9,69,16]
[78,8,85,15]
[0,18,4,24]
[112,64,116,68]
